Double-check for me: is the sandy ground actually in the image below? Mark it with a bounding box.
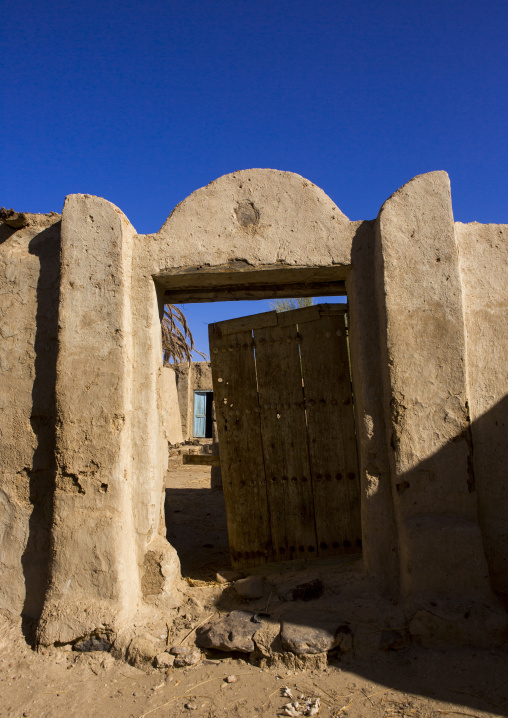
[2,618,508,718]
[1,465,507,718]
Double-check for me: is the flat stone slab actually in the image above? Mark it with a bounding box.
[281,612,350,655]
[196,610,259,653]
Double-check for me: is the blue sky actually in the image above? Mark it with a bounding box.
[2,0,507,355]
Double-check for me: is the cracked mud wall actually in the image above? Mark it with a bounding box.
[347,220,399,594]
[457,222,508,598]
[0,213,61,621]
[37,196,142,645]
[374,172,493,606]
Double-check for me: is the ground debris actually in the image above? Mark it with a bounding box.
[196,610,258,652]
[280,687,321,716]
[185,577,224,588]
[169,645,202,667]
[381,697,427,717]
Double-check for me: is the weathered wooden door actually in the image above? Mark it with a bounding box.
[209,304,361,570]
[193,391,207,437]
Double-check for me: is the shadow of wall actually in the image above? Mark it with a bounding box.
[21,223,61,638]
[473,393,508,602]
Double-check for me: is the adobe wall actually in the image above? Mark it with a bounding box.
[160,367,184,446]
[373,175,503,645]
[0,213,61,622]
[0,169,506,651]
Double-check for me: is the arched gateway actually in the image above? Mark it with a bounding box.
[1,169,506,650]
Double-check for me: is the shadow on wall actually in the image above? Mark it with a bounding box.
[473,392,508,601]
[21,223,61,645]
[388,393,508,608]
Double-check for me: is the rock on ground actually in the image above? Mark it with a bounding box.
[281,612,350,655]
[154,652,175,669]
[233,575,265,599]
[126,634,160,668]
[196,610,259,653]
[169,645,202,666]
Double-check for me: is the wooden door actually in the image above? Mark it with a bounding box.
[193,391,207,437]
[209,304,361,570]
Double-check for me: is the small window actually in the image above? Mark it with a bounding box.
[193,390,213,438]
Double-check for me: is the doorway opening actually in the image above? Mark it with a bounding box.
[158,265,359,580]
[193,390,214,438]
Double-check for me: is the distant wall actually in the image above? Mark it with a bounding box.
[172,361,212,441]
[160,367,184,445]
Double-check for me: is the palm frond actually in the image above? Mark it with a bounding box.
[161,304,208,365]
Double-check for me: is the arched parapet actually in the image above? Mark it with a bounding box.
[131,168,397,600]
[146,168,356,274]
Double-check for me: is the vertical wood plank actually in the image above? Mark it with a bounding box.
[298,310,362,557]
[253,322,317,563]
[209,324,274,568]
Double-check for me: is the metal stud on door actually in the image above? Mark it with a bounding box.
[209,304,361,570]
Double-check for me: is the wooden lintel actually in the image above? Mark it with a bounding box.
[164,280,347,304]
[182,454,221,466]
